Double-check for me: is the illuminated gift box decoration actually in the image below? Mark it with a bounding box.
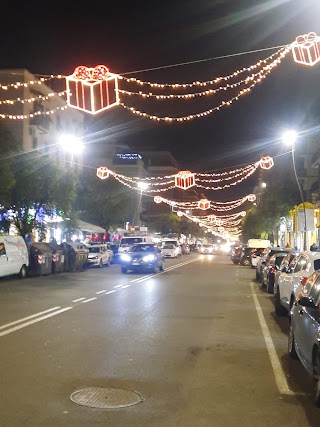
[292,32,320,66]
[247,194,256,202]
[66,65,120,114]
[260,156,274,170]
[218,226,224,232]
[177,211,183,217]
[214,218,222,226]
[208,215,216,222]
[198,199,210,210]
[154,196,163,204]
[96,166,110,179]
[175,170,195,190]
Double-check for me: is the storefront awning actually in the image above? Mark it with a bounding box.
[76,220,105,234]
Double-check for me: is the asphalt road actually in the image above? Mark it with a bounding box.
[0,253,319,426]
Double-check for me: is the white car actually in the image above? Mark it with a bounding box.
[162,243,180,258]
[85,243,113,268]
[274,250,320,316]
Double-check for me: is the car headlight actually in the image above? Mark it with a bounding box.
[143,254,155,262]
[121,254,131,262]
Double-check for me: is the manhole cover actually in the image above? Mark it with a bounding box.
[70,387,143,409]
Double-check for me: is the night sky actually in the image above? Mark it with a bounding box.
[1,0,320,199]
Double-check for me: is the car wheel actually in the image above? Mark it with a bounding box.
[288,322,298,359]
[152,264,157,274]
[19,265,27,279]
[121,267,128,274]
[275,288,287,316]
[255,271,260,281]
[99,259,103,268]
[312,349,320,407]
[159,263,164,272]
[242,258,250,266]
[232,260,239,265]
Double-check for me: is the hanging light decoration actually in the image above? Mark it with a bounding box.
[174,170,196,190]
[291,32,320,66]
[154,196,163,203]
[66,65,120,115]
[260,156,274,170]
[198,199,210,210]
[177,211,183,217]
[247,194,256,202]
[96,166,110,179]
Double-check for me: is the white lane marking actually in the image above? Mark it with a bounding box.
[121,284,131,288]
[0,307,73,337]
[250,281,295,396]
[0,307,61,330]
[114,284,123,288]
[82,297,97,303]
[129,258,199,283]
[96,290,107,294]
[72,297,86,302]
[105,290,117,294]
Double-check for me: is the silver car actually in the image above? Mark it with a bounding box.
[288,270,320,406]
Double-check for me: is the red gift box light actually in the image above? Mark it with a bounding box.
[198,199,210,210]
[174,170,195,190]
[292,32,320,66]
[66,65,120,114]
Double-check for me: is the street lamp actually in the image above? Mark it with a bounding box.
[282,130,307,250]
[58,134,84,167]
[134,182,149,227]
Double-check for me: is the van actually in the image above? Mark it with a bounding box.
[0,235,29,279]
[160,238,182,256]
[118,235,153,254]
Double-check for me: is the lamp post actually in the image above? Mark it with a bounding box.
[58,134,84,167]
[134,182,149,227]
[282,130,307,250]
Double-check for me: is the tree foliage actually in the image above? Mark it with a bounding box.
[0,151,77,238]
[74,168,136,231]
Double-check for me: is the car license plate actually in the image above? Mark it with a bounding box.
[132,262,139,265]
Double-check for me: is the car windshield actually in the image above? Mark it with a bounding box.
[163,244,175,249]
[88,247,100,253]
[121,237,143,245]
[131,244,155,252]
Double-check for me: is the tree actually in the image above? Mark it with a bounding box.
[74,168,136,231]
[241,180,299,242]
[1,152,77,238]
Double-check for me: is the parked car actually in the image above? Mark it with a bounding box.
[250,248,266,269]
[0,235,29,279]
[162,243,180,258]
[255,248,291,281]
[273,251,299,295]
[120,243,165,274]
[239,247,256,266]
[288,270,320,406]
[85,243,113,268]
[274,250,320,316]
[161,239,182,257]
[260,252,288,294]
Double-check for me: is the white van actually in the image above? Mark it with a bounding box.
[118,235,153,254]
[0,235,29,279]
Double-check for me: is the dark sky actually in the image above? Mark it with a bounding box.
[1,0,320,198]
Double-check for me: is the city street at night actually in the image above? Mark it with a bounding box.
[0,253,318,426]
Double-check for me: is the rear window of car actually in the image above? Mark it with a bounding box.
[121,237,143,245]
[131,244,155,252]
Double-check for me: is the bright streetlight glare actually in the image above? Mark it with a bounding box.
[137,182,149,190]
[59,134,84,154]
[282,130,297,146]
[261,182,267,188]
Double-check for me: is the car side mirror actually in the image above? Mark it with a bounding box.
[297,296,314,308]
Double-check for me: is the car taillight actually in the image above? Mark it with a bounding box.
[300,277,308,286]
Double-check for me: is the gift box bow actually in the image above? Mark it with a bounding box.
[72,65,110,81]
[295,32,318,46]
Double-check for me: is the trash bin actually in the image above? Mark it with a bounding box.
[29,242,53,276]
[61,242,88,272]
[48,242,65,273]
